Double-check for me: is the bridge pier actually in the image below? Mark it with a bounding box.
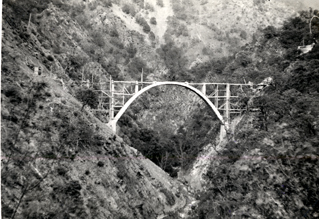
[108,120,117,133]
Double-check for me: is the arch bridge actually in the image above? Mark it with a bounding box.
[93,80,251,136]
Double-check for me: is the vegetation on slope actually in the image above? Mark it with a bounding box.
[1,1,189,218]
[189,9,319,219]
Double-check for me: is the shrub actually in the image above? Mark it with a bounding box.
[149,31,156,41]
[47,55,54,62]
[150,17,157,25]
[145,2,154,11]
[143,23,151,33]
[122,4,130,14]
[101,0,112,7]
[65,181,82,197]
[97,161,104,167]
[75,88,99,111]
[133,0,144,8]
[57,167,68,176]
[89,1,98,10]
[126,43,137,58]
[262,25,278,40]
[4,86,23,104]
[110,38,124,49]
[160,188,175,206]
[128,57,147,79]
[240,30,247,40]
[122,4,136,16]
[101,61,122,80]
[157,0,164,7]
[136,16,151,33]
[92,31,106,48]
[109,28,119,37]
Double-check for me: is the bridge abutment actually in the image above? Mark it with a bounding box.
[108,120,117,133]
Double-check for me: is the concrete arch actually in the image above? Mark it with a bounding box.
[108,82,227,132]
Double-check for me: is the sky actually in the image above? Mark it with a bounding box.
[302,0,319,9]
[284,0,319,10]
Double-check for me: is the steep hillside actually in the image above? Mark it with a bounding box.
[1,1,194,218]
[185,10,319,219]
[1,12,194,219]
[163,0,299,68]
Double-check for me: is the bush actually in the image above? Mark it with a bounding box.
[263,25,278,39]
[126,43,137,58]
[92,31,106,48]
[97,161,104,167]
[109,28,119,37]
[57,167,68,176]
[240,30,247,40]
[122,4,136,16]
[149,31,156,41]
[110,38,124,49]
[160,188,175,206]
[75,88,99,111]
[136,16,151,33]
[133,0,144,8]
[128,57,147,79]
[145,2,154,11]
[101,0,112,7]
[122,4,130,14]
[89,1,98,10]
[157,0,164,7]
[150,17,157,25]
[143,23,151,33]
[101,61,122,80]
[47,55,54,62]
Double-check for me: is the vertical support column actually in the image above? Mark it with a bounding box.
[220,84,230,142]
[135,81,139,94]
[122,85,125,107]
[27,13,32,32]
[215,85,219,109]
[225,83,230,130]
[109,80,114,122]
[201,83,206,95]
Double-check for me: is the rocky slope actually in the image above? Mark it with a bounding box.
[1,1,193,218]
[1,27,193,218]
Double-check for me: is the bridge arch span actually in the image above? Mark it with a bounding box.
[107,82,227,133]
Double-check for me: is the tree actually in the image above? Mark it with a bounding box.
[76,88,99,111]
